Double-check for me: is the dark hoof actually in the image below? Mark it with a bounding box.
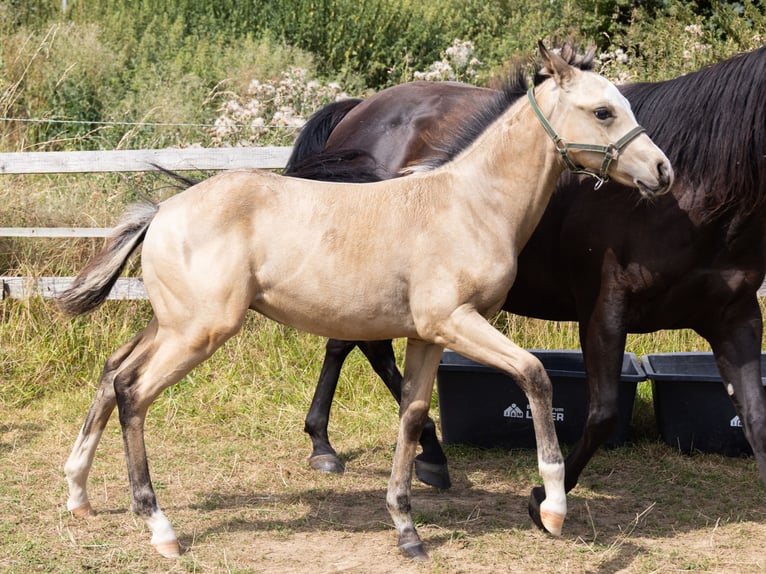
[527,485,546,531]
[414,459,451,490]
[399,541,429,561]
[308,453,345,474]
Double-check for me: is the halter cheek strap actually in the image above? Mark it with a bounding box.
[527,87,646,189]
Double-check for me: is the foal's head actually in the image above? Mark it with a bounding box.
[535,42,673,198]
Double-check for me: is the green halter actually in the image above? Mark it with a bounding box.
[527,87,646,190]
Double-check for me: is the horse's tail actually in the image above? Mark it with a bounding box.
[58,201,159,316]
[283,98,363,174]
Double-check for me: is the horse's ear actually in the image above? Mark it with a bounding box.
[582,45,597,69]
[538,40,573,84]
[560,42,574,65]
[561,42,597,71]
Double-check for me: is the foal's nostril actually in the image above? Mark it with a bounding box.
[658,160,674,189]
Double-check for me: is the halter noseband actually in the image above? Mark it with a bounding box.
[527,87,646,190]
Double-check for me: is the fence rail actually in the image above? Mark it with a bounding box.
[0,146,291,175]
[1,147,291,300]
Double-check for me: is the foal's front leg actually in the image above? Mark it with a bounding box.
[357,340,450,489]
[437,308,567,535]
[386,339,443,560]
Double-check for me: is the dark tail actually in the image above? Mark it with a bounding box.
[283,98,363,175]
[284,98,383,183]
[58,202,159,316]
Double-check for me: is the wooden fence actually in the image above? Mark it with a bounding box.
[3,146,766,300]
[0,147,292,300]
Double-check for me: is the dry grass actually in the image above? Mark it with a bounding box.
[1,381,765,574]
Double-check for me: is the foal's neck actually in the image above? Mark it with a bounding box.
[444,84,565,222]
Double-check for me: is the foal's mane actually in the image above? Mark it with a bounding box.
[416,48,595,171]
[622,46,766,220]
[415,65,531,169]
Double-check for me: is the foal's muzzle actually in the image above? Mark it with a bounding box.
[635,159,674,199]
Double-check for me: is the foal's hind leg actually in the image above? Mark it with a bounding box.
[113,314,243,557]
[64,329,146,517]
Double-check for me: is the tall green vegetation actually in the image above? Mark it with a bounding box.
[1,1,763,150]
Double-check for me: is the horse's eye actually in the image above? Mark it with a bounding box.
[594,107,612,121]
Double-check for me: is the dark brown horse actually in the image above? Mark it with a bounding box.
[285,45,766,524]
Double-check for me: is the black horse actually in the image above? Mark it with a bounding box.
[284,47,766,522]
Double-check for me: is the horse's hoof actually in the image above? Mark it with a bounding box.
[309,453,345,474]
[399,541,429,561]
[540,509,565,536]
[527,486,546,531]
[153,539,181,558]
[69,502,95,518]
[414,459,451,490]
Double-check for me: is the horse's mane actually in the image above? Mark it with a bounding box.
[285,44,595,182]
[622,46,766,221]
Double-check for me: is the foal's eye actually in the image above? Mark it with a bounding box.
[594,107,613,121]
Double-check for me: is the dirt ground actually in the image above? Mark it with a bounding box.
[2,397,765,574]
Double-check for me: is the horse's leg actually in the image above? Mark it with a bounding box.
[703,295,766,484]
[304,338,357,473]
[432,308,567,535]
[386,339,443,560]
[64,329,146,517]
[357,340,450,489]
[544,298,629,503]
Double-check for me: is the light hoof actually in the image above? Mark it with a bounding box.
[309,453,345,474]
[69,502,95,518]
[153,539,181,558]
[540,509,565,536]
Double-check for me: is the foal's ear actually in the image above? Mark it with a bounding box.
[538,40,573,84]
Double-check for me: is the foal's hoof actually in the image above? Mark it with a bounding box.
[309,453,345,474]
[528,486,564,536]
[153,539,181,558]
[69,502,95,518]
[540,509,565,536]
[414,459,451,490]
[399,541,429,561]
[527,486,546,531]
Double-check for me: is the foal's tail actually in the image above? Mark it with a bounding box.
[58,201,158,316]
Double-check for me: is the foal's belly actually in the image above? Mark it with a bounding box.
[252,291,420,341]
